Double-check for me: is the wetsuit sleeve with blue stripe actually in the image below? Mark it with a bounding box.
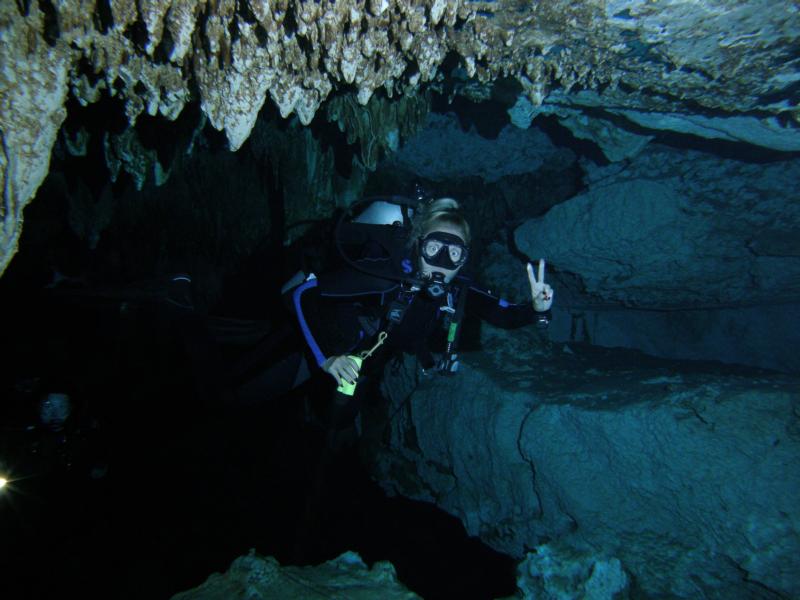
[292,269,398,368]
[292,277,366,367]
[464,283,551,329]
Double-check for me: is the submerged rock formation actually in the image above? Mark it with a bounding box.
[364,325,800,599]
[510,143,800,373]
[327,92,431,171]
[171,550,421,599]
[516,543,630,600]
[516,146,800,310]
[0,3,71,277]
[3,4,798,596]
[2,0,799,274]
[383,112,575,183]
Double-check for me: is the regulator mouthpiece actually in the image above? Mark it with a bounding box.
[423,271,447,298]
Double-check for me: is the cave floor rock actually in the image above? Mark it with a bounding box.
[171,550,422,600]
[366,327,800,600]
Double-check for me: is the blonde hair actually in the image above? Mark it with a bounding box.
[409,197,471,246]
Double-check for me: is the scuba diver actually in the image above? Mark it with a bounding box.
[270,194,554,428]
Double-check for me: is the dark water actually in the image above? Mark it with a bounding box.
[0,289,517,600]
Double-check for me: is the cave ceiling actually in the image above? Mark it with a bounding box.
[1,0,798,276]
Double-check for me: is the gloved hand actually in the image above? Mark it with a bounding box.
[527,259,554,312]
[322,355,361,386]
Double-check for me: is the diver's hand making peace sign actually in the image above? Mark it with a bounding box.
[527,259,554,312]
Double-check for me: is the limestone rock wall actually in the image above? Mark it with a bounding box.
[509,144,800,373]
[326,92,431,171]
[508,89,800,161]
[383,112,574,183]
[515,145,800,310]
[0,3,71,276]
[366,334,800,599]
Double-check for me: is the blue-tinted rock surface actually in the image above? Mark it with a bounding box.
[365,326,800,599]
[516,146,800,309]
[516,543,630,600]
[383,113,574,183]
[510,144,800,373]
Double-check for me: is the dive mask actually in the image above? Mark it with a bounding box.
[419,232,469,270]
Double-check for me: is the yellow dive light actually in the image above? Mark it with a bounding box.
[336,356,363,396]
[335,331,388,396]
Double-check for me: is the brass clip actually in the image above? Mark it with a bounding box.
[360,331,388,360]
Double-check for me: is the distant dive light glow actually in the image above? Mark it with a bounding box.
[0,477,7,490]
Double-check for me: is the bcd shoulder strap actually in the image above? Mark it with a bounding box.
[439,284,469,374]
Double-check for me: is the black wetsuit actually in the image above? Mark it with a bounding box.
[234,224,550,418]
[292,223,549,383]
[293,267,549,373]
